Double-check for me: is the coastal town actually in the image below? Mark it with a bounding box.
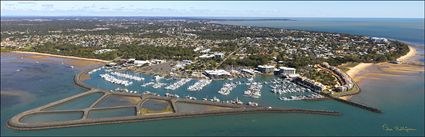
[1,17,410,99]
[1,0,424,135]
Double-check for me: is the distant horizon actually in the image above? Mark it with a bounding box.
[1,1,424,18]
[1,15,424,19]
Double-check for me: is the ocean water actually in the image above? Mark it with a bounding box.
[216,18,425,45]
[1,18,424,136]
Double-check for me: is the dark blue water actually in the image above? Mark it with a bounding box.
[216,18,425,45]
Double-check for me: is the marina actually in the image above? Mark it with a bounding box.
[91,66,324,103]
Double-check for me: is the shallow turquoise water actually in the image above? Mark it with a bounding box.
[1,18,424,136]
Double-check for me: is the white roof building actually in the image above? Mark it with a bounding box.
[257,65,275,69]
[204,70,232,78]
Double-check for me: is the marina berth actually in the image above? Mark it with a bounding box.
[187,79,212,91]
[110,72,144,81]
[244,82,263,98]
[152,82,167,89]
[269,79,307,94]
[279,94,324,101]
[100,73,133,86]
[165,78,192,90]
[218,82,237,95]
[141,82,155,87]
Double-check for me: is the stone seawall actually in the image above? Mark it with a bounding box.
[74,65,104,90]
[8,107,340,130]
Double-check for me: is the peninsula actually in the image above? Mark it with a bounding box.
[1,17,410,98]
[3,17,417,130]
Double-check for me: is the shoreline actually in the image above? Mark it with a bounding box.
[397,45,417,63]
[10,51,110,63]
[346,45,417,80]
[338,45,417,100]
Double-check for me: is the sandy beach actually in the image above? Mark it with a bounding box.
[347,45,418,79]
[11,51,109,68]
[397,45,417,62]
[12,51,110,63]
[339,45,421,100]
[345,63,373,78]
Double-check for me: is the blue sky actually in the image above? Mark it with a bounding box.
[1,1,424,18]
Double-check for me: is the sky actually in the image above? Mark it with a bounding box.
[1,1,424,18]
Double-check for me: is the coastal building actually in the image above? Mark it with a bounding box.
[203,69,232,78]
[257,65,275,73]
[278,67,296,75]
[134,60,150,66]
[106,62,117,67]
[320,62,354,92]
[93,49,115,54]
[293,76,325,92]
[241,69,257,75]
[370,37,389,43]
